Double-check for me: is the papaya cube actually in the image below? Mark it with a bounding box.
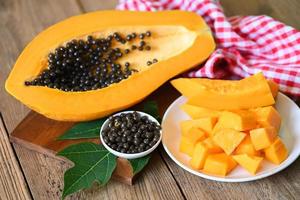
[233,154,263,175]
[180,120,199,136]
[190,138,223,170]
[180,104,221,119]
[264,137,288,164]
[202,137,223,153]
[252,106,281,132]
[203,153,237,176]
[179,137,194,156]
[179,127,206,156]
[190,143,209,170]
[180,118,217,136]
[196,117,218,135]
[234,136,261,156]
[227,156,237,172]
[213,129,246,155]
[250,127,277,150]
[268,80,279,98]
[185,127,206,142]
[213,110,257,132]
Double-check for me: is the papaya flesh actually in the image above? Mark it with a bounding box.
[172,73,275,110]
[180,104,221,119]
[267,80,279,98]
[191,77,278,98]
[172,76,278,99]
[5,11,215,121]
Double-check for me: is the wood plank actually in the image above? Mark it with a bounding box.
[71,152,184,200]
[162,150,300,200]
[160,1,300,199]
[8,84,179,186]
[2,0,300,199]
[9,82,179,156]
[0,1,83,133]
[79,0,300,199]
[68,1,300,199]
[15,143,184,200]
[0,0,84,199]
[9,111,136,185]
[78,0,119,12]
[8,83,180,187]
[80,0,300,30]
[220,0,300,29]
[0,115,31,200]
[1,0,183,199]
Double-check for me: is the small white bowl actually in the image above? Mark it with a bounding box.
[100,111,162,159]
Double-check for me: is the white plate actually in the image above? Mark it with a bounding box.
[162,93,300,182]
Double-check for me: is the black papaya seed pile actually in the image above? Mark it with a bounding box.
[102,111,161,154]
[25,31,158,92]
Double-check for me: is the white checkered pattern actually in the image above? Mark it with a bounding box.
[117,0,300,95]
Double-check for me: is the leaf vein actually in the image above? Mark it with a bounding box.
[64,152,111,195]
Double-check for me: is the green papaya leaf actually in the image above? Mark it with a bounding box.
[57,142,117,199]
[142,101,161,122]
[57,118,106,140]
[129,155,151,175]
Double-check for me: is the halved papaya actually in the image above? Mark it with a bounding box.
[5,11,215,121]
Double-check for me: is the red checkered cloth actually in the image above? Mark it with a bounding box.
[117,0,300,96]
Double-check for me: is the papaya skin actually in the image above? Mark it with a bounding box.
[5,11,215,121]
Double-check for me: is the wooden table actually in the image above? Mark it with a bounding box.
[1,0,300,199]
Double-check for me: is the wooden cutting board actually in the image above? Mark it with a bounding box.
[9,83,180,185]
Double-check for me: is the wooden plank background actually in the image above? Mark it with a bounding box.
[0,115,31,199]
[0,0,300,199]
